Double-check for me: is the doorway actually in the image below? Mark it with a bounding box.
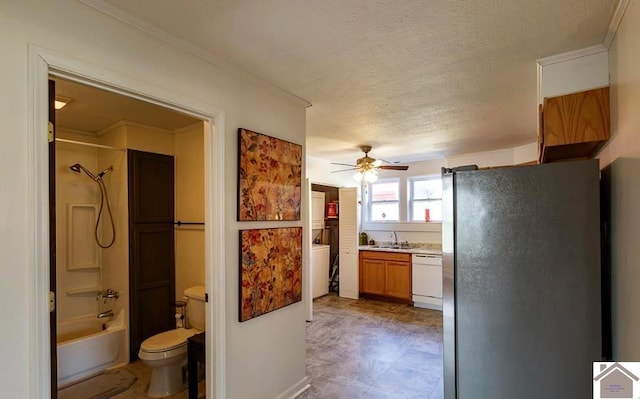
[309,183,340,319]
[51,75,207,395]
[28,49,225,399]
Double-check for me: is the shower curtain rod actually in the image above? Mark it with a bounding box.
[55,138,126,152]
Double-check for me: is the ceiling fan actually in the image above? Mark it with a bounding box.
[332,145,409,182]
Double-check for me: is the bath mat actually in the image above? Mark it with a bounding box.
[349,298,408,314]
[58,369,136,399]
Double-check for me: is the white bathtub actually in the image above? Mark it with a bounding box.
[57,309,127,387]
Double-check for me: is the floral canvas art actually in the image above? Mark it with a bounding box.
[239,227,303,322]
[238,128,302,221]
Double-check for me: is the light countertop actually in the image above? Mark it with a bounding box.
[358,245,442,256]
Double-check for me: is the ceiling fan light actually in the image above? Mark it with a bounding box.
[353,172,363,182]
[363,170,378,183]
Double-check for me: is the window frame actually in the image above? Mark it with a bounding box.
[408,175,443,222]
[367,178,401,222]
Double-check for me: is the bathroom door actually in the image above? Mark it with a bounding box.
[48,79,58,399]
[128,150,176,360]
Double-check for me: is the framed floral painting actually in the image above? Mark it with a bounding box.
[237,128,302,221]
[239,227,302,322]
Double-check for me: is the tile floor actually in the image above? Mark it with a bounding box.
[108,360,199,399]
[66,293,441,399]
[300,294,444,399]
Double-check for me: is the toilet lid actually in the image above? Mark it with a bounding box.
[140,328,195,353]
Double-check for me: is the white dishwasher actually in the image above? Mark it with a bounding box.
[412,253,443,310]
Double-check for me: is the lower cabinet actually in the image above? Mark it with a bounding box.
[359,251,411,303]
[361,258,386,296]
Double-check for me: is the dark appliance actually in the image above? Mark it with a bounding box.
[442,160,602,399]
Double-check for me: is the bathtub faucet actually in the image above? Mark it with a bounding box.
[98,289,119,300]
[97,309,114,319]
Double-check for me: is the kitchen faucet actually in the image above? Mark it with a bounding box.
[391,231,398,246]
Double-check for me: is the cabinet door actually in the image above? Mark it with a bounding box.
[311,247,330,298]
[339,188,358,299]
[361,258,386,295]
[385,261,411,300]
[311,191,325,229]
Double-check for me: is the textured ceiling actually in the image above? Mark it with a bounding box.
[97,0,618,164]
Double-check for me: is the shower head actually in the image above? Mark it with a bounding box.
[69,163,98,181]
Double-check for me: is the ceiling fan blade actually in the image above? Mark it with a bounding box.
[331,167,357,173]
[331,162,357,167]
[379,165,409,171]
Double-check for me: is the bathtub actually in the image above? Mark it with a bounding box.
[57,309,127,387]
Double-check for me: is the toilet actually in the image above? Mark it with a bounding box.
[138,285,206,398]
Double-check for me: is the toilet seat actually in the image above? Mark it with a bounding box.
[140,328,196,353]
[139,343,188,362]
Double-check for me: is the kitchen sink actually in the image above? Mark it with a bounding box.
[371,244,407,250]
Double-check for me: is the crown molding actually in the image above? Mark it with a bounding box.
[96,119,174,137]
[536,44,608,66]
[78,0,312,108]
[56,127,98,138]
[174,121,205,135]
[603,0,630,48]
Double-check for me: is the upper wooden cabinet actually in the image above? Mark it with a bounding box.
[539,87,610,163]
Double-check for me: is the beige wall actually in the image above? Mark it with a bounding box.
[597,0,640,360]
[58,120,203,364]
[174,122,206,299]
[125,123,176,156]
[0,2,307,397]
[55,133,102,321]
[96,141,129,358]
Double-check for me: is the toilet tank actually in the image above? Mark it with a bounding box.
[184,285,206,331]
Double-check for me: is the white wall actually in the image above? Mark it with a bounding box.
[308,143,538,186]
[539,48,609,100]
[597,0,640,360]
[307,155,357,187]
[0,2,307,399]
[352,143,539,245]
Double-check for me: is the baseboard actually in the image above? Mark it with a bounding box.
[412,295,443,311]
[275,376,311,399]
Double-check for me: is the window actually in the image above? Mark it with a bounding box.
[410,177,442,221]
[369,179,400,221]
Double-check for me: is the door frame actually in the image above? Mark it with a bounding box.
[27,45,227,399]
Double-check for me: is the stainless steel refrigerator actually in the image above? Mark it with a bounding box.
[441,159,602,399]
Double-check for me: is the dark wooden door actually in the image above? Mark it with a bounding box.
[128,150,176,360]
[48,79,58,398]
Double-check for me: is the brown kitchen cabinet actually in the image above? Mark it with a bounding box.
[539,87,610,163]
[359,251,412,303]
